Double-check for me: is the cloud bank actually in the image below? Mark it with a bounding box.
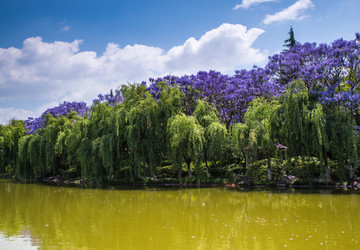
[234,0,276,10]
[0,23,267,123]
[263,0,314,24]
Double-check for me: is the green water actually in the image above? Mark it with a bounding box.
[0,180,359,249]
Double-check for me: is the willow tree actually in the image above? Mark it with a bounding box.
[168,113,204,178]
[284,80,309,158]
[0,120,25,174]
[326,108,358,181]
[16,135,33,180]
[121,83,148,111]
[41,114,74,176]
[73,105,112,183]
[77,137,93,180]
[64,117,90,176]
[88,102,112,139]
[242,97,282,181]
[157,82,183,158]
[231,123,250,166]
[0,135,4,174]
[308,103,330,180]
[98,133,115,180]
[28,135,46,178]
[194,100,227,177]
[157,81,183,120]
[119,82,164,180]
[89,103,118,182]
[283,80,333,180]
[91,137,107,184]
[71,101,115,183]
[0,124,11,174]
[107,104,130,180]
[127,94,162,179]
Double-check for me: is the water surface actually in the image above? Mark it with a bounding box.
[0,180,359,249]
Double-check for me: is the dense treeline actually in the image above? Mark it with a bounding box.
[1,35,359,185]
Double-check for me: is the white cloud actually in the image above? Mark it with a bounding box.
[61,25,70,31]
[234,0,276,10]
[263,0,314,24]
[0,107,35,124]
[166,23,266,74]
[0,23,267,123]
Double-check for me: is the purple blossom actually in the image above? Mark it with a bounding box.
[92,89,123,106]
[147,68,280,127]
[25,101,90,134]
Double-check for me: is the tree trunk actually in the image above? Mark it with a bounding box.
[205,160,209,178]
[245,153,248,167]
[323,148,330,182]
[267,157,272,181]
[187,163,192,178]
[324,164,330,181]
[347,163,355,180]
[204,153,209,178]
[149,162,156,180]
[185,157,192,178]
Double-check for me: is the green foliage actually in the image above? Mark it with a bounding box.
[107,105,130,179]
[193,100,219,127]
[1,81,359,185]
[99,133,115,179]
[247,157,337,185]
[121,83,147,111]
[41,115,70,175]
[157,81,182,120]
[283,157,321,182]
[0,120,26,175]
[64,119,87,175]
[28,135,46,178]
[282,80,354,181]
[308,104,328,160]
[205,122,228,161]
[233,97,282,181]
[245,98,282,158]
[89,103,112,138]
[168,113,204,178]
[326,108,358,180]
[16,135,33,180]
[91,138,106,184]
[126,92,162,179]
[78,137,92,180]
[284,80,309,157]
[247,159,284,184]
[0,135,4,173]
[231,123,249,155]
[194,100,228,176]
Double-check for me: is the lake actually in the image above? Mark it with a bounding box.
[0,179,359,249]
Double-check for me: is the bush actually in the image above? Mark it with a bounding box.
[283,157,321,182]
[63,167,78,179]
[156,165,173,178]
[247,158,284,184]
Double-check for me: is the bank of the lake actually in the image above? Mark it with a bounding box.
[11,174,360,191]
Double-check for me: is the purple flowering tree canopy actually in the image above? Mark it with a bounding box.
[25,101,90,134]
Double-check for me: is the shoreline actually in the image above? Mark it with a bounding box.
[2,175,359,192]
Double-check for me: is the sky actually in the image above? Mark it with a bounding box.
[0,0,359,124]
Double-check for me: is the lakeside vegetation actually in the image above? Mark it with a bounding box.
[1,33,359,186]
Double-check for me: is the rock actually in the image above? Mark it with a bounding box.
[238,176,252,186]
[277,175,295,186]
[352,181,360,190]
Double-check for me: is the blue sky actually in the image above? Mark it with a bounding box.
[0,0,359,123]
